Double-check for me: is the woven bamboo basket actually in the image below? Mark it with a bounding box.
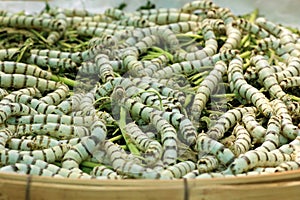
[1,1,300,200]
[1,169,300,200]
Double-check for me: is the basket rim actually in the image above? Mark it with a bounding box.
[1,168,300,200]
[1,168,300,185]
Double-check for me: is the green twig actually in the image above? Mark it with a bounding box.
[118,106,141,156]
[51,74,78,87]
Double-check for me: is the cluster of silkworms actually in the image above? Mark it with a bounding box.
[0,0,300,180]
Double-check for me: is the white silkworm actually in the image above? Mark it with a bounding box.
[242,112,266,144]
[197,154,219,173]
[232,123,252,156]
[255,115,281,152]
[250,55,288,101]
[272,99,300,140]
[191,61,227,123]
[196,132,235,166]
[223,150,293,175]
[160,160,196,179]
[228,56,273,117]
[124,122,163,165]
[207,106,257,140]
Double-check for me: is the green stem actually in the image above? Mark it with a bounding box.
[118,106,141,156]
[188,71,209,82]
[240,51,251,59]
[290,95,300,102]
[80,161,103,169]
[51,74,77,87]
[249,9,259,23]
[150,46,173,61]
[211,93,236,98]
[176,33,202,39]
[109,134,123,142]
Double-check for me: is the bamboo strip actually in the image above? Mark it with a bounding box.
[1,169,300,200]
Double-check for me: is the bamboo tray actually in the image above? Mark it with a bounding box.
[1,169,300,200]
[0,1,300,200]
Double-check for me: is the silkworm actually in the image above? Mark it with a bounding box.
[61,8,94,17]
[272,99,300,140]
[62,120,107,170]
[0,87,42,104]
[0,73,62,92]
[161,21,202,34]
[0,48,18,61]
[0,102,38,125]
[219,23,242,51]
[132,8,180,17]
[0,61,52,79]
[6,138,34,151]
[39,84,69,106]
[6,114,98,127]
[233,18,269,38]
[116,16,155,28]
[250,55,288,101]
[232,123,252,156]
[26,54,78,72]
[0,15,67,32]
[78,21,135,32]
[0,128,15,150]
[255,37,290,60]
[228,56,273,117]
[160,160,196,179]
[191,61,227,123]
[274,161,300,172]
[94,54,115,82]
[56,93,85,114]
[153,49,238,79]
[0,88,8,100]
[197,154,219,173]
[256,17,298,56]
[214,7,235,24]
[137,92,183,114]
[104,8,128,20]
[95,77,138,99]
[131,77,185,104]
[102,140,168,179]
[30,135,60,149]
[148,110,178,165]
[66,15,112,27]
[0,150,92,178]
[180,0,217,13]
[111,86,178,165]
[18,143,71,163]
[6,123,90,139]
[182,170,200,179]
[280,76,300,89]
[206,106,257,140]
[90,165,121,179]
[274,56,300,82]
[242,112,266,144]
[196,132,235,166]
[4,93,64,115]
[175,19,218,61]
[124,122,163,165]
[0,163,62,177]
[194,171,273,179]
[255,17,283,37]
[255,115,281,152]
[223,150,293,175]
[78,90,96,116]
[141,12,204,25]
